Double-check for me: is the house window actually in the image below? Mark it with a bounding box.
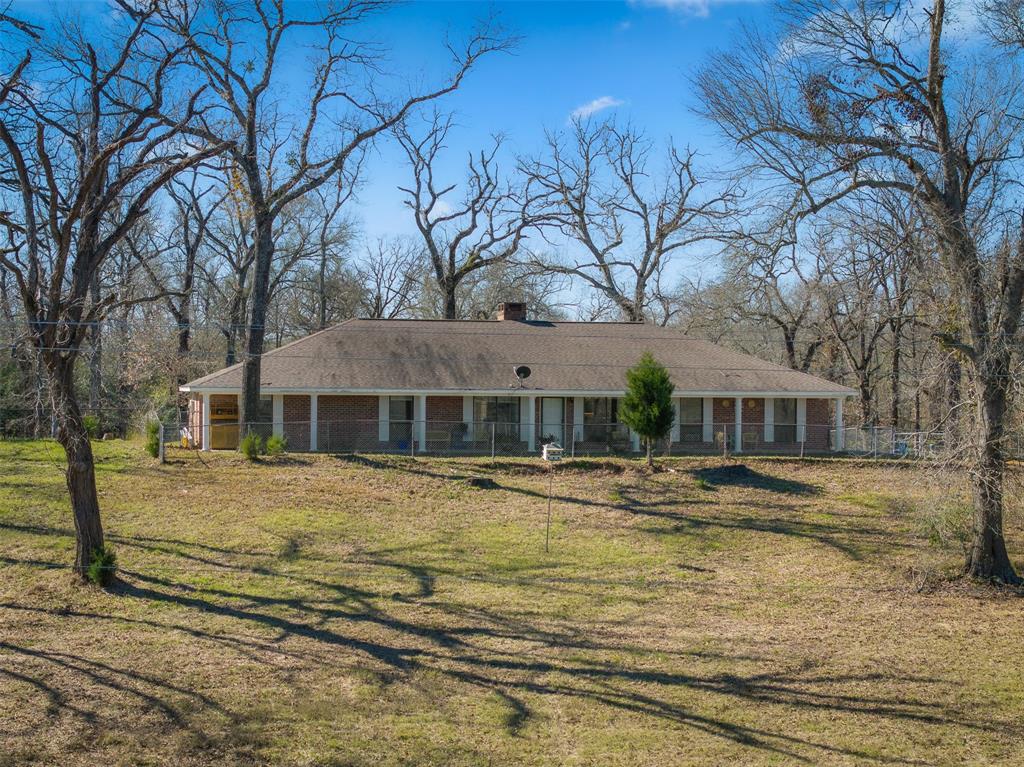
[473,396,521,440]
[678,397,702,442]
[583,397,627,444]
[389,396,414,442]
[774,398,797,442]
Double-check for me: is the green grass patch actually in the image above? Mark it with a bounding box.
[1,441,1022,766]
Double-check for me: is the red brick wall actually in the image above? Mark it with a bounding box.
[284,395,310,451]
[739,397,766,449]
[711,397,735,426]
[806,398,831,451]
[317,395,377,452]
[426,396,462,424]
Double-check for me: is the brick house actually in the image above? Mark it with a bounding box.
[181,303,855,455]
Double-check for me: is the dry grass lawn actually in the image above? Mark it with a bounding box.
[1,440,1023,766]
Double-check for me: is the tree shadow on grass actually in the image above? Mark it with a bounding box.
[3,547,1009,765]
[690,464,819,495]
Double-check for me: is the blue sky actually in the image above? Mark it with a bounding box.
[9,0,771,292]
[352,0,769,242]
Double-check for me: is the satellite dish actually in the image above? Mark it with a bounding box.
[513,365,532,386]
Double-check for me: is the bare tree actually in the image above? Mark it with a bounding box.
[134,169,225,388]
[525,119,735,322]
[397,112,540,319]
[356,238,424,319]
[698,0,1024,582]
[160,0,508,432]
[310,182,358,331]
[0,4,227,577]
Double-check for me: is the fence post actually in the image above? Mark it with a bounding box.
[410,422,415,458]
[158,422,166,464]
[570,424,575,459]
[490,422,496,460]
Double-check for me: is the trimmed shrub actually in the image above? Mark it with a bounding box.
[82,415,100,439]
[265,434,287,456]
[87,546,117,587]
[144,421,160,458]
[240,432,264,460]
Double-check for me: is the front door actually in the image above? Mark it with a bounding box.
[540,397,565,446]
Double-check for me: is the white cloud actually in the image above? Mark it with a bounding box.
[631,0,763,18]
[570,96,624,121]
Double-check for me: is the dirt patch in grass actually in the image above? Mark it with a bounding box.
[1,442,1022,766]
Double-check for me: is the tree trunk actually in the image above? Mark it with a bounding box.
[240,211,275,432]
[783,328,798,370]
[965,368,1019,582]
[858,375,873,426]
[33,351,46,439]
[443,281,457,320]
[45,351,105,577]
[88,272,102,415]
[319,248,328,330]
[890,317,902,429]
[224,327,237,367]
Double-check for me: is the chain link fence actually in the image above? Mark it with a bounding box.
[161,419,853,459]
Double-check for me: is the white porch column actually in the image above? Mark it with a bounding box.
[671,399,680,443]
[415,394,427,450]
[834,398,845,451]
[796,398,807,444]
[526,395,537,452]
[573,397,584,441]
[201,393,211,451]
[764,397,775,443]
[378,396,389,442]
[272,395,284,438]
[462,396,474,430]
[630,429,641,453]
[734,397,743,453]
[309,394,318,452]
[702,397,713,443]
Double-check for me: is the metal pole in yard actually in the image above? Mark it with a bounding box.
[410,421,415,458]
[159,423,165,464]
[546,466,553,553]
[491,422,496,460]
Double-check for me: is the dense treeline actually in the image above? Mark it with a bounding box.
[1,0,1022,581]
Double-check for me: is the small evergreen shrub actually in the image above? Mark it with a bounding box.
[87,546,117,587]
[82,415,100,439]
[265,434,287,455]
[620,352,675,467]
[240,432,264,460]
[693,477,710,491]
[144,420,160,458]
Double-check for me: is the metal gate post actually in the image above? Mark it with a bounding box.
[490,422,496,459]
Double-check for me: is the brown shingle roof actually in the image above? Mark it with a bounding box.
[182,319,855,396]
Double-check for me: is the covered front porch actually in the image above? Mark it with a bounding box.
[185,391,848,456]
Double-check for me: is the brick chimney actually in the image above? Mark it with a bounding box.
[496,302,527,321]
